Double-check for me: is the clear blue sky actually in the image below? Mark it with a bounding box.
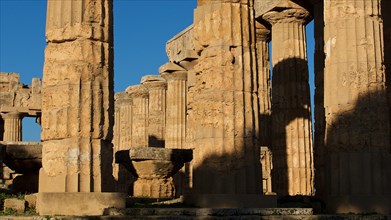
[0,0,314,141]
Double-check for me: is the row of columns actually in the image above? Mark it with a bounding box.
[114,73,188,151]
[113,69,188,195]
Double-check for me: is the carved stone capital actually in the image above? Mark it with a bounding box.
[0,111,25,120]
[125,85,149,99]
[141,75,167,90]
[161,71,188,81]
[262,7,311,25]
[255,21,271,42]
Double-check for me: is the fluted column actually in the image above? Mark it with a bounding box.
[1,112,24,142]
[38,0,124,215]
[161,71,187,149]
[262,4,314,196]
[255,21,272,149]
[141,76,167,148]
[186,0,270,207]
[113,92,133,193]
[322,0,391,214]
[126,85,149,148]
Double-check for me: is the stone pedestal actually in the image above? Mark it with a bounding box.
[115,147,193,198]
[322,0,391,214]
[1,112,24,142]
[38,0,124,215]
[262,3,314,196]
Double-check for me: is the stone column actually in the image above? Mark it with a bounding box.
[38,0,124,216]
[161,70,188,197]
[126,85,149,148]
[255,21,272,149]
[141,76,167,148]
[161,71,187,149]
[113,92,133,193]
[262,3,314,196]
[1,112,24,142]
[322,0,391,214]
[187,0,274,208]
[310,0,326,198]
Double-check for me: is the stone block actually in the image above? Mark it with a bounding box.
[36,192,126,216]
[4,198,25,214]
[24,194,37,209]
[184,194,277,208]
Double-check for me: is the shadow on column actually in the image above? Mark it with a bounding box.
[183,131,272,208]
[382,0,391,147]
[323,89,391,214]
[271,57,317,207]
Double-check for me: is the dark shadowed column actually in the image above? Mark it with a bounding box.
[262,1,315,196]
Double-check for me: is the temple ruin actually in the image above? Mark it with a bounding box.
[0,0,390,216]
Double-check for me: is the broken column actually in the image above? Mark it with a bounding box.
[38,0,124,215]
[262,2,314,196]
[187,0,275,207]
[141,76,167,148]
[322,0,391,214]
[126,85,148,148]
[1,112,24,142]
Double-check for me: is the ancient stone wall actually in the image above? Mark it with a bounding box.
[0,72,42,189]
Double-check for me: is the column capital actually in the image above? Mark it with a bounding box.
[161,71,188,81]
[262,7,311,25]
[141,75,167,90]
[0,111,25,120]
[125,85,149,99]
[255,21,271,42]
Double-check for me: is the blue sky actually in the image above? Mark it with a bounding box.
[0,0,314,141]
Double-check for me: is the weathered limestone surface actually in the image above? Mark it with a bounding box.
[115,147,193,198]
[0,112,24,142]
[255,21,272,150]
[160,69,187,149]
[262,1,314,196]
[38,0,124,215]
[186,0,274,207]
[0,72,42,116]
[260,146,273,195]
[112,92,133,193]
[321,0,391,214]
[125,85,148,148]
[0,73,41,190]
[141,76,167,148]
[166,26,198,69]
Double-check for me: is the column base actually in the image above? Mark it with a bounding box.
[324,195,391,214]
[37,192,126,216]
[183,194,277,208]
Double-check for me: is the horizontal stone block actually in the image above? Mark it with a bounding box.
[37,192,126,216]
